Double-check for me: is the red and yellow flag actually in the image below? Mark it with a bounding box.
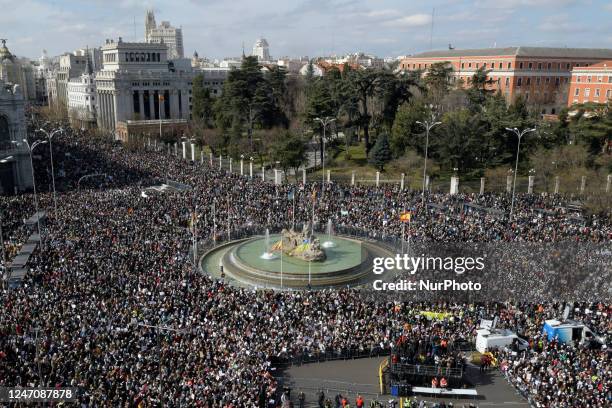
[399,211,411,222]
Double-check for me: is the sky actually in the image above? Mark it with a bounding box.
[2,0,612,60]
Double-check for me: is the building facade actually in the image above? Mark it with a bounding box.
[568,61,612,106]
[95,38,193,139]
[0,40,36,102]
[145,10,184,59]
[399,47,612,114]
[67,58,97,128]
[0,80,33,194]
[55,52,88,106]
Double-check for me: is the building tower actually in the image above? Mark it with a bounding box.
[145,9,156,41]
[252,38,270,62]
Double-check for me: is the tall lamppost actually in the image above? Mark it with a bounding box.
[16,139,48,243]
[416,109,441,211]
[505,127,536,220]
[36,127,63,214]
[314,116,335,186]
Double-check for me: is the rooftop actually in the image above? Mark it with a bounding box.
[407,46,612,59]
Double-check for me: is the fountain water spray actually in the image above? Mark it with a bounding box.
[260,228,277,260]
[322,219,336,248]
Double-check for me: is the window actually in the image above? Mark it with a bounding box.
[526,78,531,85]
[607,90,612,98]
[499,62,502,69]
[547,63,552,69]
[505,77,510,86]
[528,62,533,69]
[517,77,522,86]
[461,63,465,69]
[566,63,571,69]
[468,63,472,68]
[587,76,591,83]
[595,88,600,97]
[519,62,524,69]
[555,78,560,86]
[577,76,581,83]
[507,62,512,69]
[585,88,590,97]
[608,76,612,83]
[545,77,550,84]
[574,88,580,96]
[538,63,542,70]
[536,77,541,85]
[597,76,603,82]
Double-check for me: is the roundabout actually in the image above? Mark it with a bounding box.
[200,228,397,290]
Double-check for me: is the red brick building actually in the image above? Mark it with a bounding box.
[567,61,612,106]
[399,47,612,114]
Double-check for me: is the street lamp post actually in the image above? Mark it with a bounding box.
[505,127,536,220]
[314,116,336,187]
[416,110,441,211]
[16,139,48,243]
[36,127,63,215]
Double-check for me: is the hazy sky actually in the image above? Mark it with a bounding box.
[3,0,612,60]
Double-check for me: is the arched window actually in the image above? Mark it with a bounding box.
[0,116,10,148]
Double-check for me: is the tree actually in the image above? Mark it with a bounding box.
[347,69,379,152]
[436,109,488,171]
[424,62,453,104]
[271,132,307,181]
[376,70,420,133]
[368,133,392,171]
[191,74,215,127]
[390,100,429,157]
[467,67,496,109]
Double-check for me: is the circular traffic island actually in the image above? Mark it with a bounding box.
[200,232,395,290]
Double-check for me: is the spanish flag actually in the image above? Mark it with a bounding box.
[399,211,411,222]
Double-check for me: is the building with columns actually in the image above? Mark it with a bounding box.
[95,38,193,139]
[399,47,612,114]
[0,80,33,194]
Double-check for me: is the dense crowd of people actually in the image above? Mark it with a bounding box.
[0,123,609,407]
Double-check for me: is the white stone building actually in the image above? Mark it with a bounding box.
[145,10,184,59]
[67,58,97,128]
[0,80,33,194]
[0,40,36,102]
[252,38,270,62]
[94,38,193,136]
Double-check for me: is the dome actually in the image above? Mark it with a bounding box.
[0,39,14,62]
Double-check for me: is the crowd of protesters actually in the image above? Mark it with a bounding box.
[0,122,609,407]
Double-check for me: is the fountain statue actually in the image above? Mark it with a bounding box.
[271,223,326,262]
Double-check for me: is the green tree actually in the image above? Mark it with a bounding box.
[191,74,214,127]
[436,109,488,171]
[390,100,428,157]
[347,69,379,152]
[271,132,307,181]
[368,133,392,171]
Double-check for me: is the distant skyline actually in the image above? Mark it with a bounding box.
[3,0,612,60]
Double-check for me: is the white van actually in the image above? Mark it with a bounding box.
[475,329,529,353]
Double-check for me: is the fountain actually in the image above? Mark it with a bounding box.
[322,219,336,248]
[260,229,277,260]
